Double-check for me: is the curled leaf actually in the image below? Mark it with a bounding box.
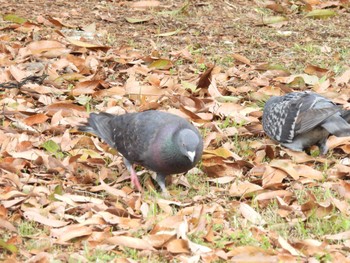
[306,9,336,19]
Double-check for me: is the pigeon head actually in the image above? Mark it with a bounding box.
[176,128,201,163]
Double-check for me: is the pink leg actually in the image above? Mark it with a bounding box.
[124,158,142,191]
[129,165,142,191]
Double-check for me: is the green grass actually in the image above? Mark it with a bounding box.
[83,246,121,262]
[18,221,44,237]
[260,188,350,241]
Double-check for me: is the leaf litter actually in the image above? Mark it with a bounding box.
[0,0,350,262]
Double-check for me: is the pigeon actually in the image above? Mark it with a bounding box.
[262,91,350,154]
[79,110,203,193]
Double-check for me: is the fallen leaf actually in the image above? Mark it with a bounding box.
[131,0,160,8]
[148,59,173,70]
[23,113,49,126]
[3,14,27,24]
[229,181,263,197]
[0,239,18,254]
[125,17,152,24]
[197,65,215,89]
[324,230,350,240]
[24,211,69,228]
[305,9,337,19]
[233,54,251,65]
[240,203,266,225]
[155,28,183,37]
[269,159,300,180]
[51,224,92,243]
[278,236,304,256]
[107,236,155,250]
[260,16,287,25]
[166,239,190,253]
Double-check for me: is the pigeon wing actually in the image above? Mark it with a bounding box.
[294,106,342,135]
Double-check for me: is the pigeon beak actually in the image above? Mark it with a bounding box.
[187,151,195,163]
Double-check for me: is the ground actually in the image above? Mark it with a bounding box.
[1,0,350,262]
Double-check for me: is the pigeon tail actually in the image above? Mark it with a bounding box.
[341,110,350,123]
[79,112,117,148]
[321,115,350,137]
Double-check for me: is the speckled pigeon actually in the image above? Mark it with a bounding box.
[79,110,203,193]
[262,91,350,154]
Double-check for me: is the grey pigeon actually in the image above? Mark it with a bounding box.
[262,91,350,154]
[79,110,203,193]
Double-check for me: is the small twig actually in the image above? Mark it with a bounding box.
[0,74,48,90]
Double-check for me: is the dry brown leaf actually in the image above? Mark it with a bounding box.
[51,224,92,243]
[294,165,323,180]
[131,1,160,8]
[23,113,48,126]
[301,193,333,218]
[125,84,164,96]
[292,239,325,256]
[255,190,294,203]
[0,218,17,232]
[9,65,31,81]
[232,53,251,65]
[58,194,106,205]
[27,40,69,57]
[24,211,69,228]
[66,38,110,52]
[283,149,321,163]
[335,68,350,86]
[327,135,350,150]
[204,225,215,243]
[15,141,33,152]
[240,203,266,225]
[156,199,175,214]
[210,102,243,117]
[304,64,328,77]
[332,180,350,199]
[278,236,304,256]
[229,181,263,197]
[197,65,215,89]
[226,246,276,258]
[144,234,174,248]
[204,148,237,159]
[187,238,212,254]
[207,176,235,184]
[107,236,155,251]
[46,102,86,116]
[72,80,101,96]
[90,179,127,198]
[269,159,299,180]
[262,166,287,188]
[98,211,141,229]
[324,230,350,240]
[330,197,350,215]
[166,239,190,254]
[8,149,43,161]
[156,215,183,229]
